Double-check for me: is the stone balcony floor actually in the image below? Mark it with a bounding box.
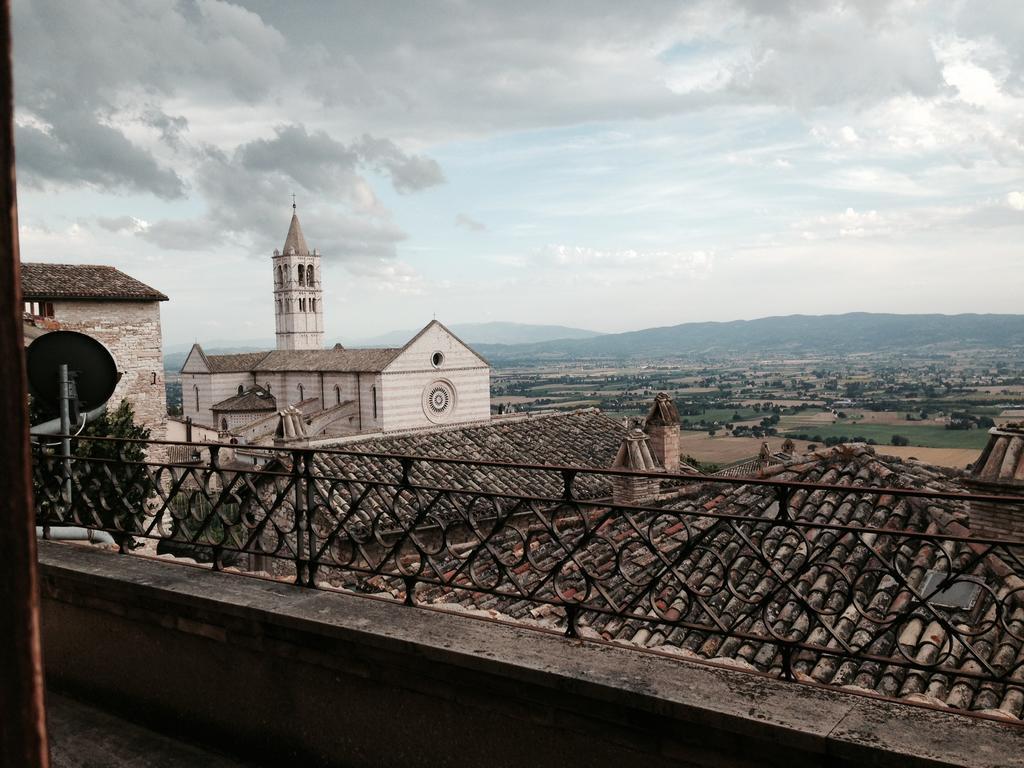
[48,692,255,767]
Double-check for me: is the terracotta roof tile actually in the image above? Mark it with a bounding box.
[21,263,167,301]
[332,444,1024,720]
[200,347,401,374]
[211,386,277,413]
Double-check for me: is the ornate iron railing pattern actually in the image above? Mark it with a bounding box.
[30,435,1024,716]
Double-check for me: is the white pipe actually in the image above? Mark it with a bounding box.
[36,526,115,545]
[30,404,107,437]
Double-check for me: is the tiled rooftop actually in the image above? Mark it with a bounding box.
[316,408,628,503]
[211,386,277,413]
[345,444,1024,720]
[20,263,168,301]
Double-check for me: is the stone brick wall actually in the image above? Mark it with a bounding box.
[968,497,1024,540]
[645,423,680,473]
[50,300,166,439]
[612,475,660,505]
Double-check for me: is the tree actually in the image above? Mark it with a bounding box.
[890,434,910,446]
[70,400,153,540]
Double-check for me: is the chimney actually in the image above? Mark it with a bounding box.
[611,428,664,505]
[643,392,681,473]
[964,423,1024,539]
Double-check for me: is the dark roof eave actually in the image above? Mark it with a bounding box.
[23,292,169,302]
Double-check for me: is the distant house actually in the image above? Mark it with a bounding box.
[21,262,168,437]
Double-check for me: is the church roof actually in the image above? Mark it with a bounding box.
[203,351,274,373]
[21,263,167,301]
[253,348,401,373]
[198,347,402,374]
[282,212,310,256]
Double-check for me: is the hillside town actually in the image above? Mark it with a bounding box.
[7,3,1024,768]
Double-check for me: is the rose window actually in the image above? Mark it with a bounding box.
[422,380,456,422]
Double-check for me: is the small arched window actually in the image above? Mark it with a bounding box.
[298,383,305,401]
[371,385,378,419]
[193,384,199,412]
[306,264,315,285]
[277,299,282,314]
[221,418,228,431]
[238,384,244,395]
[276,265,283,286]
[311,298,316,313]
[334,385,341,405]
[297,264,305,286]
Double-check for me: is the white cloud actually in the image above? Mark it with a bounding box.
[540,244,714,283]
[1008,191,1024,211]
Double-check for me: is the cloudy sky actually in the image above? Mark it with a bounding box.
[13,1,1024,345]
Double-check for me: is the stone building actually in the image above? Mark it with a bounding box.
[21,262,168,437]
[181,209,491,438]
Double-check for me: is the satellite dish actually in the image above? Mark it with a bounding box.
[27,331,119,412]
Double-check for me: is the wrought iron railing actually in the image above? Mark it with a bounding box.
[30,435,1024,717]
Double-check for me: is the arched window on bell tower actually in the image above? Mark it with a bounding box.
[297,264,305,286]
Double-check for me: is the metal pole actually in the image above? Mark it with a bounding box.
[0,0,51,760]
[59,364,71,509]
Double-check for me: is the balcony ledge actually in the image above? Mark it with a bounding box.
[38,542,1024,768]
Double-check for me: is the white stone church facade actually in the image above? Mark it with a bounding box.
[180,209,491,441]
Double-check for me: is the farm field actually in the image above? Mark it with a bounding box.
[678,432,981,470]
[780,421,990,450]
[465,347,1024,473]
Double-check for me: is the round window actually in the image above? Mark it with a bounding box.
[422,380,457,423]
[431,351,444,368]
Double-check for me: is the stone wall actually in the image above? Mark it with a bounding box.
[646,423,680,473]
[180,370,252,428]
[966,487,1024,540]
[39,543,1020,768]
[50,299,166,439]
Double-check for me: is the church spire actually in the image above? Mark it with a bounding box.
[273,204,323,350]
[282,204,310,256]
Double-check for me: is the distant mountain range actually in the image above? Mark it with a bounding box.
[348,321,602,347]
[474,313,1024,362]
[163,321,601,371]
[164,314,1024,371]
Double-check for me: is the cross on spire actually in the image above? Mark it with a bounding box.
[291,193,296,212]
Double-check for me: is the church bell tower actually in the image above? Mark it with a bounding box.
[273,203,324,350]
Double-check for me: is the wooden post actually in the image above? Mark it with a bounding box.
[0,0,50,762]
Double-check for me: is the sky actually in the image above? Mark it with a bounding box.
[12,0,1024,346]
